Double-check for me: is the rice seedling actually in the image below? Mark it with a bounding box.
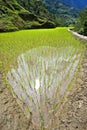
[6,46,83,128]
[0,27,86,129]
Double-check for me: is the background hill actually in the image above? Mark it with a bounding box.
[0,0,55,32]
[0,0,86,32]
[43,0,78,26]
[61,0,87,9]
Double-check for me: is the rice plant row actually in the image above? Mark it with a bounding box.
[0,27,86,129]
[7,46,82,128]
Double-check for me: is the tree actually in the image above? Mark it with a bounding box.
[84,20,87,36]
[74,7,87,36]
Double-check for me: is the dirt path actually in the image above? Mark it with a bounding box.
[68,29,87,41]
[0,52,87,130]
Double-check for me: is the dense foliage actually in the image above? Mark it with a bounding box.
[1,0,86,32]
[0,0,55,32]
[74,8,87,36]
[17,0,51,20]
[43,0,78,26]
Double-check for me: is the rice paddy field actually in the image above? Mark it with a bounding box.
[0,27,85,72]
[0,27,86,129]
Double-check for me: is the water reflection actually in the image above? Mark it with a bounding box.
[7,46,81,128]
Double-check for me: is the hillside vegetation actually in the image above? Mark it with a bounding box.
[0,0,81,32]
[0,0,55,32]
[74,7,87,36]
[17,0,52,20]
[1,0,87,32]
[43,0,78,26]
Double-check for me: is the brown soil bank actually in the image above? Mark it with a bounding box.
[51,51,87,130]
[0,52,87,130]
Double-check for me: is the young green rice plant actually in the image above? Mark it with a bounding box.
[6,45,82,129]
[0,27,86,129]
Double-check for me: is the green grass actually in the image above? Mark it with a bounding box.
[0,27,86,74]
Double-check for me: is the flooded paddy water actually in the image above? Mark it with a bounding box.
[7,46,81,128]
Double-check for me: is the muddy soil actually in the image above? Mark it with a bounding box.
[51,51,87,130]
[0,51,87,130]
[0,73,31,130]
